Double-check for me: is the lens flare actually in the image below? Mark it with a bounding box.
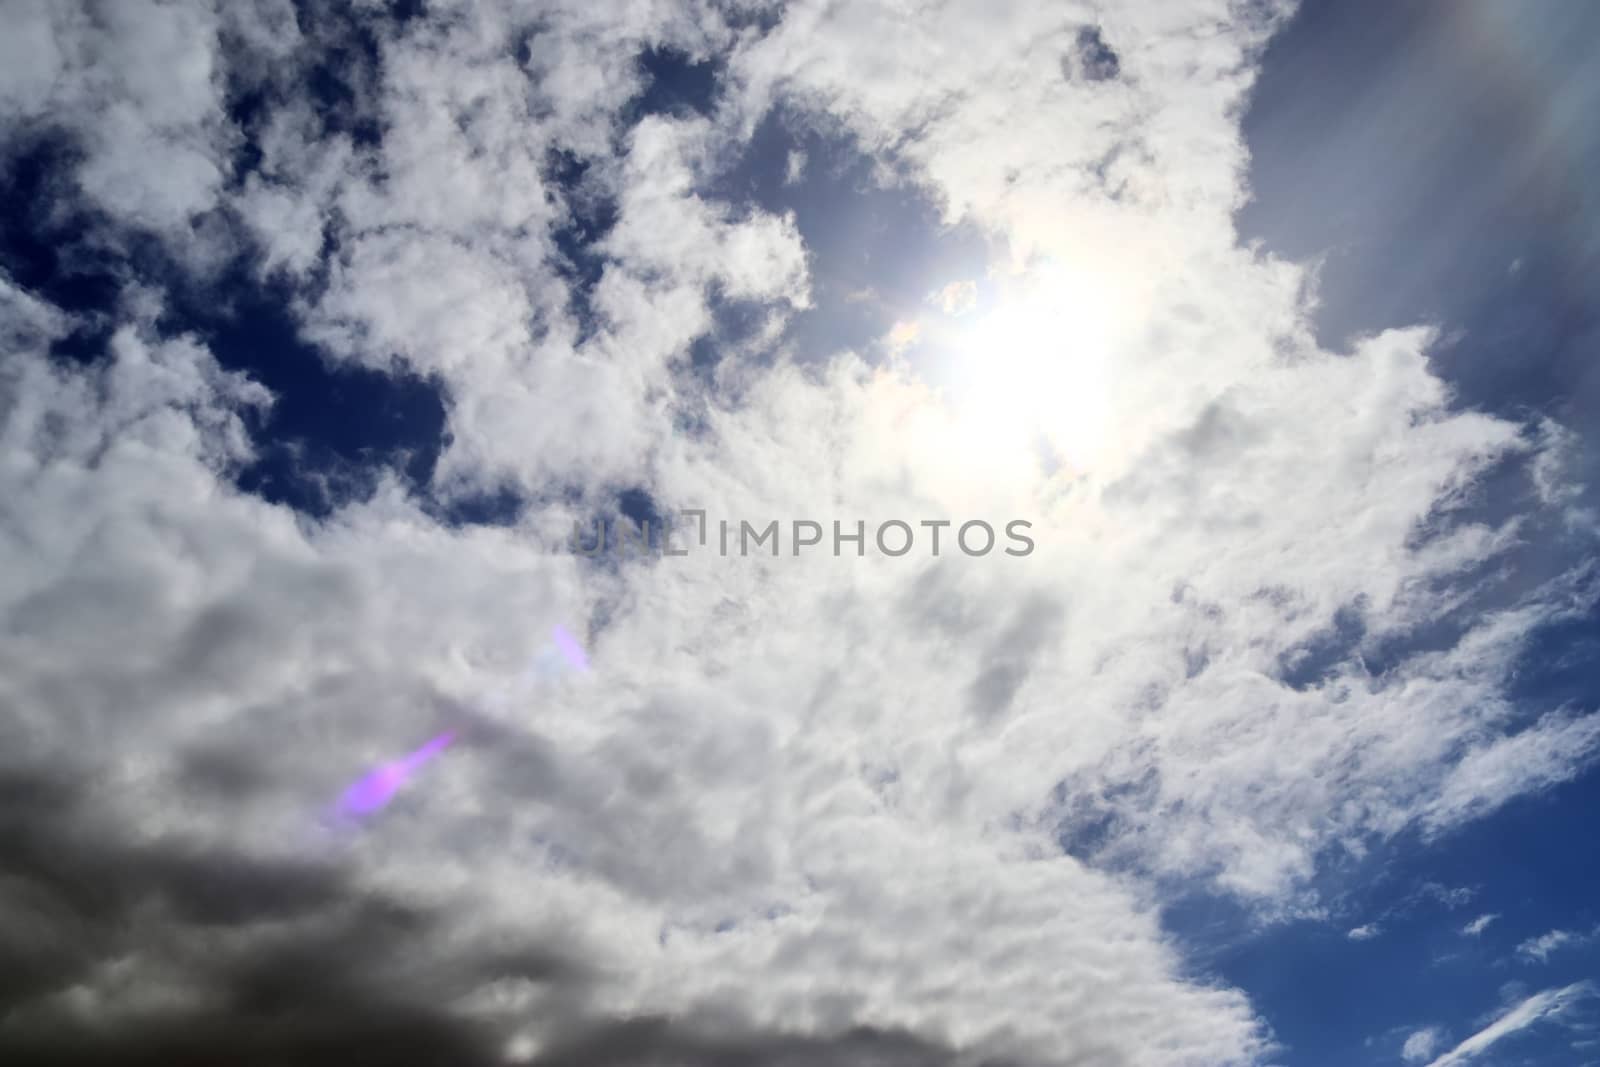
[336,730,456,819]
[328,626,587,828]
[550,624,589,672]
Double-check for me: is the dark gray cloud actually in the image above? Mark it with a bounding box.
[0,762,587,1066]
[966,596,1065,722]
[0,760,998,1067]
[524,1019,1007,1067]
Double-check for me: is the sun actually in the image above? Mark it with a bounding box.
[947,260,1128,473]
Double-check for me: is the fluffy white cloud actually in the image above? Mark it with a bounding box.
[2,1,1598,1064]
[0,0,235,234]
[0,289,1267,1064]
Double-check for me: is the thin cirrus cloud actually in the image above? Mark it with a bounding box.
[0,1,1597,1065]
[1423,983,1596,1067]
[1517,926,1599,964]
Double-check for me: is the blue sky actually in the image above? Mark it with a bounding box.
[1204,4,1600,1063]
[1,2,1598,1065]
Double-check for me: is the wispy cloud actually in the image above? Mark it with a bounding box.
[1425,983,1595,1066]
[1516,926,1597,963]
[1403,1025,1444,1063]
[1461,913,1499,937]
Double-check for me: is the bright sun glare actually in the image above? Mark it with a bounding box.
[949,262,1128,473]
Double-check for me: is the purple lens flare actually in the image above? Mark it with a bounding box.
[327,626,585,829]
[550,624,589,672]
[336,730,456,819]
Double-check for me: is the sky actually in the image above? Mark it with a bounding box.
[0,1,1598,1066]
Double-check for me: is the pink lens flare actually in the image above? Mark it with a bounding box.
[336,730,456,818]
[328,627,583,828]
[550,624,589,671]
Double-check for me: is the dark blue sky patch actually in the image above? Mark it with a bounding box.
[718,4,784,35]
[707,105,993,363]
[1236,0,1600,748]
[1165,770,1600,1067]
[544,148,619,340]
[1240,0,1600,700]
[630,47,723,121]
[1503,609,1600,711]
[0,133,229,365]
[687,335,719,375]
[291,0,389,149]
[390,0,427,24]
[0,133,121,357]
[1408,449,1546,547]
[159,272,448,518]
[1070,26,1121,83]
[1216,3,1600,1059]
[219,82,270,188]
[0,126,453,522]
[1054,805,1123,867]
[685,283,780,382]
[1276,601,1367,691]
[510,24,541,70]
[1052,771,1162,870]
[10,197,429,514]
[427,483,526,528]
[1239,0,1600,428]
[616,487,663,531]
[565,490,675,575]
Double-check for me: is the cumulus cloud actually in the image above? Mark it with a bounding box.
[2,1,1598,1064]
[1461,913,1498,937]
[0,0,237,235]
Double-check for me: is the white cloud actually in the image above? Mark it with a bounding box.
[1348,924,1381,942]
[1424,983,1595,1067]
[0,0,235,235]
[784,148,807,185]
[1402,1026,1444,1063]
[0,299,1271,1063]
[932,280,978,317]
[1462,914,1499,937]
[3,1,1599,1063]
[1423,711,1600,831]
[1420,884,1476,910]
[1516,927,1597,964]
